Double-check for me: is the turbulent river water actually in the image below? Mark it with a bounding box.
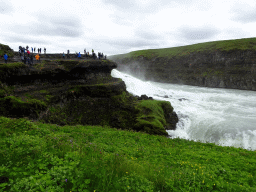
[111,69,256,151]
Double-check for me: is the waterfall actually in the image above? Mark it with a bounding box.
[111,69,256,151]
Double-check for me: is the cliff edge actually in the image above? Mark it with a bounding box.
[0,58,178,136]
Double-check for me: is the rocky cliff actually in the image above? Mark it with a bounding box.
[110,38,256,91]
[0,59,178,136]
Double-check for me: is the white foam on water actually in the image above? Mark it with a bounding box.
[111,69,256,151]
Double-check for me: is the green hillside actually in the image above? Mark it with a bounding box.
[0,116,255,191]
[110,37,256,60]
[0,43,14,58]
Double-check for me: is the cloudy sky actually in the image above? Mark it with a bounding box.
[1,0,256,56]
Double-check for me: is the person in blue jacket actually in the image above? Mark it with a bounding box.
[78,52,81,59]
[4,54,8,64]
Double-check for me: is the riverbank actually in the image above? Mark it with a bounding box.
[109,37,256,91]
[0,116,255,191]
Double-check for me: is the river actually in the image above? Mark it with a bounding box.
[111,69,256,151]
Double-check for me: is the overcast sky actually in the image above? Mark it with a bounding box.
[1,0,256,56]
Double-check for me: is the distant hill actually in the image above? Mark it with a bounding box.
[110,37,256,60]
[110,37,256,91]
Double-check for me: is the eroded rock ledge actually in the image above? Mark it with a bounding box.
[0,60,178,136]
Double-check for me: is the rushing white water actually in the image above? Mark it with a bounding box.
[111,69,256,151]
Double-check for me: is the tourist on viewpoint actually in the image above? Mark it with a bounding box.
[78,52,81,59]
[30,55,34,65]
[4,54,8,64]
[35,54,40,63]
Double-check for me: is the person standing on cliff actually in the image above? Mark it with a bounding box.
[30,54,34,65]
[27,50,30,57]
[78,52,81,59]
[21,55,24,63]
[3,53,8,64]
[19,46,22,56]
[44,47,46,54]
[67,50,70,58]
[38,48,39,53]
[27,56,31,65]
[32,47,33,53]
[63,52,65,59]
[35,54,40,63]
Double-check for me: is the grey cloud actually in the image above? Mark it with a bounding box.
[232,8,256,23]
[102,0,135,9]
[3,35,48,45]
[19,13,84,37]
[0,0,14,14]
[135,30,161,40]
[38,14,82,28]
[99,38,160,49]
[8,22,82,38]
[178,26,219,41]
[106,0,195,26]
[36,24,82,37]
[110,15,133,26]
[103,0,193,13]
[224,27,248,38]
[8,14,83,38]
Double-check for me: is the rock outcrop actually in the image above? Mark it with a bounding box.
[0,59,178,136]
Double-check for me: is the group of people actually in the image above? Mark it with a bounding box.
[2,46,107,65]
[19,45,41,65]
[62,49,107,60]
[19,46,46,55]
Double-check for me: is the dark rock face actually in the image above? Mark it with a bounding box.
[166,111,178,130]
[111,50,256,91]
[0,60,117,86]
[138,94,153,100]
[0,60,178,136]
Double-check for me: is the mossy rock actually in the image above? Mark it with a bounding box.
[134,100,174,136]
[0,96,47,119]
[38,91,138,128]
[0,44,15,58]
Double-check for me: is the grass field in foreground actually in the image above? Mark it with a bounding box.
[110,37,256,60]
[0,116,255,191]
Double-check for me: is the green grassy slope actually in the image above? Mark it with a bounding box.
[0,116,255,191]
[0,44,15,58]
[110,37,256,60]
